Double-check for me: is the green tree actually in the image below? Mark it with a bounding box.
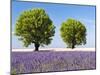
[15,8,55,51]
[60,18,86,49]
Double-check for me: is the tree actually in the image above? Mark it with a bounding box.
[15,8,55,51]
[60,18,86,49]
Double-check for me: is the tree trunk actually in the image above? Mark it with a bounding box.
[34,43,40,51]
[72,37,75,49]
[72,43,75,49]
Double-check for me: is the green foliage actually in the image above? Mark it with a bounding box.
[15,8,55,48]
[60,18,86,49]
[11,68,17,75]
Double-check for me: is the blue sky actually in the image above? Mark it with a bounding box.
[12,1,96,48]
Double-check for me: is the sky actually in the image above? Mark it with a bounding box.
[12,1,96,49]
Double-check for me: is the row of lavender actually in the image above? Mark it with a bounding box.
[11,51,96,74]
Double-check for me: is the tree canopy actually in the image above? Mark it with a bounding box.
[60,18,86,49]
[15,8,55,51]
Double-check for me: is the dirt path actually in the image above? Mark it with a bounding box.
[12,48,95,52]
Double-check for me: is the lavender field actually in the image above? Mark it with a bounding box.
[11,51,96,74]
